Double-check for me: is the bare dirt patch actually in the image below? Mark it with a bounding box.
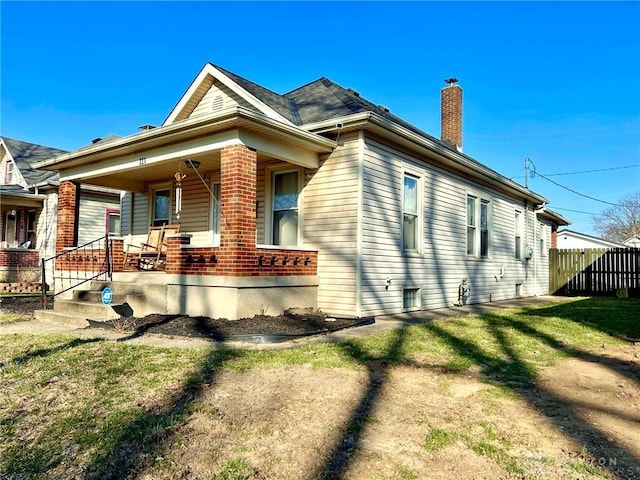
[537,344,640,473]
[132,345,640,480]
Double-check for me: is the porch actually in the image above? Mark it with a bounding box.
[0,189,46,286]
[44,234,319,321]
[43,115,334,319]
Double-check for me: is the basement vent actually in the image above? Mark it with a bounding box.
[211,95,224,112]
[403,288,420,310]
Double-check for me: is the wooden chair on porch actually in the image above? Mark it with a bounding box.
[123,224,180,270]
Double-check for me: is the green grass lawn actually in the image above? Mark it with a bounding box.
[1,296,638,479]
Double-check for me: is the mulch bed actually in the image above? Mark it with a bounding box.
[1,296,373,341]
[101,313,373,341]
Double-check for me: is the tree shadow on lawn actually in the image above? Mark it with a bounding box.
[314,304,639,480]
[3,337,102,367]
[83,346,240,480]
[14,299,636,479]
[520,297,640,342]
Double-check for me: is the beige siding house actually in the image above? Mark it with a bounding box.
[35,63,569,320]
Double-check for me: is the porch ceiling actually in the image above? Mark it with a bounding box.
[82,151,223,192]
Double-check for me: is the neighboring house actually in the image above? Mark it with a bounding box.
[0,136,121,288]
[622,235,640,248]
[35,63,569,320]
[556,229,625,250]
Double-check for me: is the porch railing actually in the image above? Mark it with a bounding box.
[41,235,113,308]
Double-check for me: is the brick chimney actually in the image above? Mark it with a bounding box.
[441,78,463,152]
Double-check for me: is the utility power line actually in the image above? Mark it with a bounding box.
[510,163,640,180]
[523,158,627,207]
[543,164,640,177]
[532,170,626,206]
[552,207,599,215]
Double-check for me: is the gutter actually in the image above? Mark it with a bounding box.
[304,112,549,205]
[34,106,336,170]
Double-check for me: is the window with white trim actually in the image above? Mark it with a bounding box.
[480,199,490,257]
[106,209,121,235]
[4,160,16,185]
[272,170,299,246]
[152,188,171,226]
[539,223,546,256]
[514,210,523,259]
[403,173,421,252]
[467,194,491,258]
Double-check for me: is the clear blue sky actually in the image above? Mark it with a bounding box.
[2,1,639,236]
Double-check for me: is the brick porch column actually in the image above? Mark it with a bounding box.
[220,144,257,274]
[56,181,79,255]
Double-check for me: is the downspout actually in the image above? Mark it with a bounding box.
[532,207,537,296]
[356,130,365,317]
[533,202,547,297]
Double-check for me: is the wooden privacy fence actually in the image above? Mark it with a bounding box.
[549,248,640,297]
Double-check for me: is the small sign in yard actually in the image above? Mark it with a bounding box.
[101,287,113,306]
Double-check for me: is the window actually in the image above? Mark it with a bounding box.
[514,210,523,259]
[210,181,221,245]
[4,160,16,185]
[26,210,37,248]
[403,288,420,310]
[152,188,170,226]
[539,223,545,256]
[467,194,491,258]
[272,171,299,246]
[467,196,476,255]
[106,209,120,235]
[480,199,489,257]
[403,174,419,251]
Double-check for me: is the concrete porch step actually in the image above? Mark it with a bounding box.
[71,289,145,309]
[33,309,92,328]
[52,298,134,320]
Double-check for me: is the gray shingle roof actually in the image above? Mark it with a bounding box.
[210,65,446,148]
[285,78,442,144]
[212,64,298,124]
[1,136,66,185]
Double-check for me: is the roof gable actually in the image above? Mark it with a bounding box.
[1,136,66,186]
[163,63,294,126]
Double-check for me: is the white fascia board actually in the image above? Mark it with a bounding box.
[39,107,334,172]
[538,208,571,226]
[0,191,47,203]
[59,130,243,182]
[305,112,548,205]
[163,63,293,126]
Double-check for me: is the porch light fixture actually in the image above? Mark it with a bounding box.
[185,159,200,169]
